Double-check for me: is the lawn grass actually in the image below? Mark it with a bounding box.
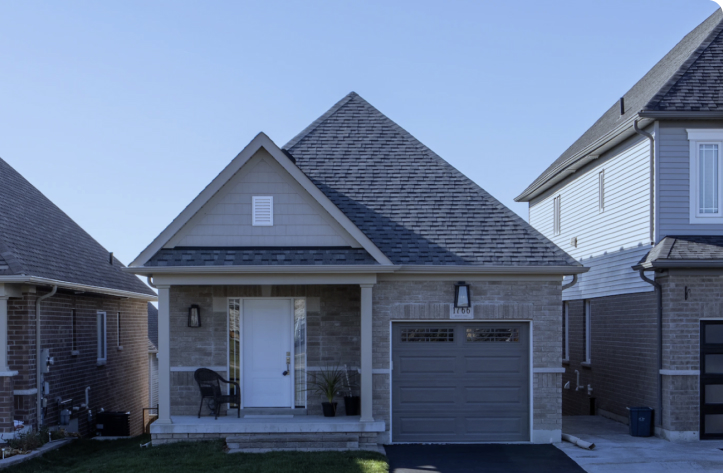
[4,435,389,473]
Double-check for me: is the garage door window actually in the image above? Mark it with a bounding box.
[401,327,454,342]
[466,327,520,342]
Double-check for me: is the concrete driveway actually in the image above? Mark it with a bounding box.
[384,444,585,473]
[558,416,723,472]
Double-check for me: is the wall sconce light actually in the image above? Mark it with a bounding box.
[454,282,470,308]
[188,305,201,328]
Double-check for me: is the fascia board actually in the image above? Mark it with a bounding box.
[636,260,723,269]
[0,276,157,301]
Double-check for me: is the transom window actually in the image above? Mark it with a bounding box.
[401,328,454,342]
[687,130,723,223]
[466,327,519,343]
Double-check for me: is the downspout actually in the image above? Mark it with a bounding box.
[561,274,578,292]
[638,269,662,429]
[146,276,157,289]
[36,285,57,429]
[634,120,655,245]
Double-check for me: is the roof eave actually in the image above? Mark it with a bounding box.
[0,276,157,301]
[639,110,723,119]
[634,259,723,270]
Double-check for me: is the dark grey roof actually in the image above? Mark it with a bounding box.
[146,247,379,266]
[147,302,158,349]
[0,157,156,296]
[517,9,723,202]
[282,93,580,267]
[637,236,723,268]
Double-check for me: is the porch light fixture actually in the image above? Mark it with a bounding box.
[188,305,201,328]
[454,282,470,308]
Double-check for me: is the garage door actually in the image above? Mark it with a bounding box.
[392,322,530,443]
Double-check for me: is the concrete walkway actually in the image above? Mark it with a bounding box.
[558,416,723,472]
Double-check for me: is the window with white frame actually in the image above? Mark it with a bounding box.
[598,169,605,213]
[553,195,561,235]
[583,300,591,364]
[97,311,107,363]
[562,302,569,361]
[252,196,273,226]
[687,130,723,223]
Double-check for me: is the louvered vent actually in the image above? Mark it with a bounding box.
[252,196,273,226]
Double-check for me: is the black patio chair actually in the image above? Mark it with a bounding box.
[193,368,241,419]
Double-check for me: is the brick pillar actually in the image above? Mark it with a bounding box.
[0,375,14,432]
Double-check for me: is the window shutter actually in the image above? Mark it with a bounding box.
[252,196,273,226]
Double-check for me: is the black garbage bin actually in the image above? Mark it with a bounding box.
[628,407,653,437]
[96,411,131,437]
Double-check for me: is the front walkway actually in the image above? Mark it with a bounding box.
[558,416,723,472]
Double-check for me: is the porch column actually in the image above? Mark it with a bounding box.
[157,286,172,424]
[0,296,9,372]
[360,284,374,422]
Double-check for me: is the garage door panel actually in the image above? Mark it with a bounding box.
[392,322,530,443]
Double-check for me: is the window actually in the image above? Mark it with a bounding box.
[117,312,122,348]
[583,301,591,364]
[562,302,569,361]
[553,195,561,235]
[252,196,273,226]
[688,130,723,223]
[466,327,519,342]
[97,311,107,364]
[71,309,77,352]
[401,327,454,342]
[598,170,605,213]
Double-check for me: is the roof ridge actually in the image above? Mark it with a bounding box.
[350,94,581,267]
[644,13,723,111]
[283,92,358,150]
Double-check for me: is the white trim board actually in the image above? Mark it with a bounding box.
[659,369,699,376]
[129,133,392,267]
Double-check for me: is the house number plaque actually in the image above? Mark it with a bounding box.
[450,305,474,319]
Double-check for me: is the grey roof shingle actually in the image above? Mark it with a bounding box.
[147,247,378,266]
[638,235,723,266]
[282,93,580,267]
[0,156,156,296]
[517,9,723,201]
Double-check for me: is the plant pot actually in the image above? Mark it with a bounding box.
[344,396,361,416]
[321,402,337,417]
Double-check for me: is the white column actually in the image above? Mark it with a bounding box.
[157,286,172,424]
[360,284,374,422]
[0,296,9,372]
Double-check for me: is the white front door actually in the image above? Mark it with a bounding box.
[242,299,293,408]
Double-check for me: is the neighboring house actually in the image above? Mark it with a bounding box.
[127,92,585,450]
[148,302,159,409]
[516,10,723,441]
[0,157,157,437]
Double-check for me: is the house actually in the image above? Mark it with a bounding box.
[515,9,723,441]
[0,156,157,437]
[148,302,159,410]
[126,92,586,449]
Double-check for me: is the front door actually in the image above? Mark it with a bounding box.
[243,299,293,408]
[701,320,723,439]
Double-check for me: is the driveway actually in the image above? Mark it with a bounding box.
[559,416,723,472]
[384,444,585,473]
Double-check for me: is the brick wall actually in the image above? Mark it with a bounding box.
[561,292,658,419]
[2,287,149,435]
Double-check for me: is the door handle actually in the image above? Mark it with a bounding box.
[283,351,291,376]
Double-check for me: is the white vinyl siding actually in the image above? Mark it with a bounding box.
[97,311,107,363]
[658,123,723,236]
[529,134,652,300]
[252,196,273,226]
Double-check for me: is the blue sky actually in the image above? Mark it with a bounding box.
[1,0,719,266]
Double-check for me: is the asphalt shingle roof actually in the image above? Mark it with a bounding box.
[639,235,723,266]
[281,92,579,267]
[517,9,723,201]
[0,156,156,296]
[146,247,379,266]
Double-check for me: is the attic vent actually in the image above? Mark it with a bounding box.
[252,196,273,226]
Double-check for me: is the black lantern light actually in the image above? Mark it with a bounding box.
[188,304,201,328]
[454,282,470,308]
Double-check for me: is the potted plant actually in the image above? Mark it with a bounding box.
[308,365,346,417]
[343,365,360,416]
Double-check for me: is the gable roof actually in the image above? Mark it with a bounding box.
[283,92,580,267]
[635,235,723,269]
[130,133,392,267]
[0,156,156,298]
[516,9,723,202]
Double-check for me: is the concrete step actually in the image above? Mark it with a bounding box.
[227,408,307,416]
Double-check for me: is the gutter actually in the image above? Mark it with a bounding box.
[633,119,656,244]
[0,276,157,301]
[36,285,57,429]
[123,265,589,276]
[639,110,723,119]
[635,260,723,270]
[637,269,663,429]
